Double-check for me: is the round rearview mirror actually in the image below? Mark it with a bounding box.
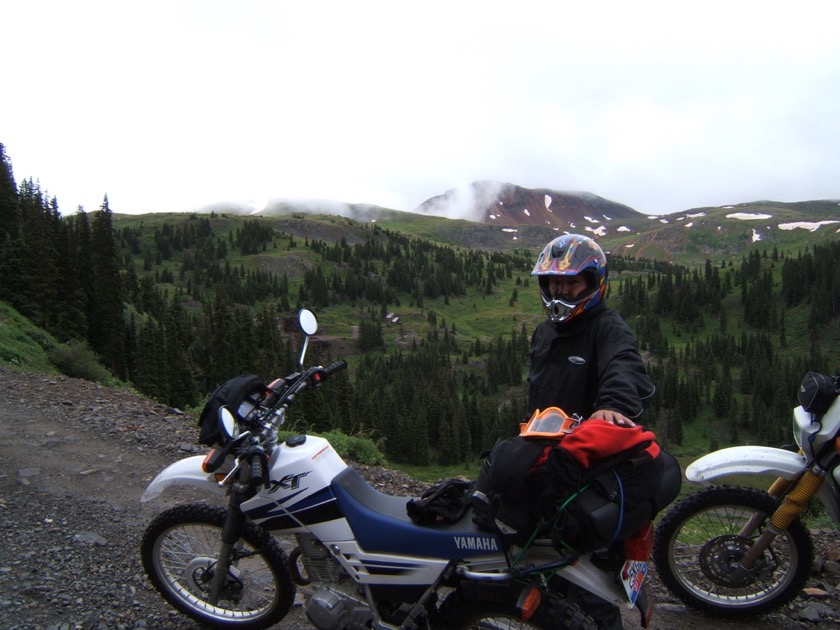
[299,309,318,335]
[218,407,239,441]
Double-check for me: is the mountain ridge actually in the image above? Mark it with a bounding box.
[176,181,839,262]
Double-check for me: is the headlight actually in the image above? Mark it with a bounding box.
[218,406,240,444]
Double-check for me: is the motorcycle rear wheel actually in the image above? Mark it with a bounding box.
[141,503,295,629]
[654,485,812,618]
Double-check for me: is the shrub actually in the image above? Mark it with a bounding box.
[320,430,387,466]
[47,340,120,386]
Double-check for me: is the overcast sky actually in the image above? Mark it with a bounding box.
[2,1,839,218]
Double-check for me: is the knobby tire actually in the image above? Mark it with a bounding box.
[141,502,295,629]
[653,485,812,618]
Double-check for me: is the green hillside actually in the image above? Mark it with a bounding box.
[2,144,838,476]
[109,210,838,449]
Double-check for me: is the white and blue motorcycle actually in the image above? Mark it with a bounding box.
[141,310,661,629]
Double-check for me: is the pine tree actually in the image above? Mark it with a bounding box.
[0,143,20,242]
[89,196,127,377]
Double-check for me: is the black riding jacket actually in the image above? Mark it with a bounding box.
[527,302,654,419]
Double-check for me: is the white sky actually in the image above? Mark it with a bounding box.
[2,0,839,217]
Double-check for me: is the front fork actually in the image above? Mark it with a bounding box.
[208,466,253,604]
[737,466,825,571]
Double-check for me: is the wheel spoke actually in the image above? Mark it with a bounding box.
[654,486,812,616]
[142,504,293,627]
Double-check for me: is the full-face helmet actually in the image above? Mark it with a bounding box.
[531,234,608,323]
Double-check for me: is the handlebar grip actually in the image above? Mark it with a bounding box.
[249,454,265,487]
[324,360,347,377]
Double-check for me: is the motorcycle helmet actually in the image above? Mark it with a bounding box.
[531,234,608,323]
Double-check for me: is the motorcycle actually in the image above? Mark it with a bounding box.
[653,371,840,618]
[141,309,665,629]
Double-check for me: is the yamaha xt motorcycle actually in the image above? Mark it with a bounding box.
[654,371,840,618]
[141,309,660,629]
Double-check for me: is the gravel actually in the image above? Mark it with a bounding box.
[1,366,839,629]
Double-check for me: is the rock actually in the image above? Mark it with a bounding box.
[802,586,830,598]
[72,531,109,546]
[797,602,833,622]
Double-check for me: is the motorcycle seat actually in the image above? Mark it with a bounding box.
[331,467,503,558]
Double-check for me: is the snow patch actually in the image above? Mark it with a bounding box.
[617,226,631,232]
[778,220,840,232]
[660,219,669,224]
[584,216,600,224]
[522,208,531,217]
[585,225,607,237]
[727,213,772,220]
[752,229,761,242]
[545,195,552,210]
[624,243,635,248]
[687,212,706,218]
[501,228,519,233]
[685,222,694,228]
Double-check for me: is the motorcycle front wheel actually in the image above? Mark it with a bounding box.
[141,503,295,629]
[653,485,813,618]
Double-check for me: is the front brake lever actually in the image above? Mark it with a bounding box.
[217,458,242,487]
[215,431,258,487]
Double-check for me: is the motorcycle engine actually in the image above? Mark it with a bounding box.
[294,534,371,630]
[306,586,370,630]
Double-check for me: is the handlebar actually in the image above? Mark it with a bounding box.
[324,360,347,377]
[249,452,265,487]
[225,360,349,487]
[254,361,348,438]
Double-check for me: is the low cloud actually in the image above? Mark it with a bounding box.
[421,181,507,222]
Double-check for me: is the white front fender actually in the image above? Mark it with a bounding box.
[686,446,804,483]
[141,455,228,503]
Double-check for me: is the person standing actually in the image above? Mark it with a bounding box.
[528,233,655,629]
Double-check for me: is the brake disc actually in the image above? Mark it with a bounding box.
[184,557,244,602]
[698,535,763,587]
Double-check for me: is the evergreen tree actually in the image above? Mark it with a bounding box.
[162,303,200,408]
[0,143,20,242]
[89,196,127,377]
[52,209,92,339]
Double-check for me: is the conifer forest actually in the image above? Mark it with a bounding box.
[1,142,838,467]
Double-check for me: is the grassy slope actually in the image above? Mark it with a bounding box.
[0,301,60,375]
